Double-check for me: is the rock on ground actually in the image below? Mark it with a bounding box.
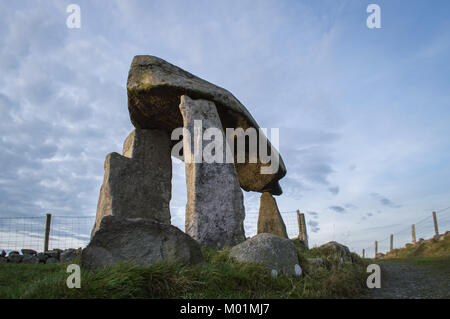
[92,128,172,236]
[46,257,59,264]
[60,249,79,262]
[7,254,23,263]
[127,55,286,195]
[257,192,288,238]
[319,241,353,262]
[22,254,40,264]
[179,95,246,249]
[229,233,300,276]
[21,249,37,255]
[81,216,204,268]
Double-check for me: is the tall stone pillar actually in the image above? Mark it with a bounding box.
[257,192,288,238]
[179,95,246,249]
[92,129,172,236]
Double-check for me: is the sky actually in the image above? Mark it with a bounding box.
[1,0,449,254]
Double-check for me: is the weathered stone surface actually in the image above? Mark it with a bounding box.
[21,249,37,255]
[7,254,23,263]
[36,252,48,263]
[229,233,300,276]
[127,55,286,195]
[82,216,204,268]
[22,254,40,264]
[179,95,246,249]
[60,249,78,262]
[9,251,19,256]
[319,241,352,262]
[92,128,172,236]
[44,250,60,259]
[307,257,324,265]
[0,256,6,263]
[257,192,288,238]
[46,257,59,264]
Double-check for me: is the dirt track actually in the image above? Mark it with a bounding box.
[365,257,450,299]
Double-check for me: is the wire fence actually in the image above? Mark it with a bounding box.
[0,216,93,252]
[0,210,302,253]
[357,209,450,259]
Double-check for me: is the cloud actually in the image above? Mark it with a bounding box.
[308,220,320,233]
[307,211,319,219]
[370,193,401,209]
[328,186,339,195]
[329,206,346,213]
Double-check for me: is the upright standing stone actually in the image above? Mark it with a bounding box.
[179,95,246,249]
[92,129,172,236]
[257,192,288,238]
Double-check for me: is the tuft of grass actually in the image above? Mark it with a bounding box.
[0,247,369,299]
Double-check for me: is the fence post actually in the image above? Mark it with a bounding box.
[297,210,309,248]
[375,241,378,258]
[44,213,52,252]
[411,224,416,243]
[362,249,365,259]
[390,234,393,252]
[432,211,439,236]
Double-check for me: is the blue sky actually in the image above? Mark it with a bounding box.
[1,0,449,253]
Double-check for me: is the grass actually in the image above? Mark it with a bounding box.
[0,244,369,299]
[381,233,450,259]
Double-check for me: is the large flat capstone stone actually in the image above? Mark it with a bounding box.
[257,192,288,238]
[82,216,204,268]
[127,55,286,195]
[180,95,246,249]
[92,129,172,236]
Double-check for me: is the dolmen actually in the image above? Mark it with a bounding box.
[82,56,288,268]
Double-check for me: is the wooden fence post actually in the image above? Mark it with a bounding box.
[411,224,416,243]
[432,211,439,236]
[44,213,52,252]
[297,210,309,248]
[390,234,393,252]
[362,249,365,259]
[375,241,378,258]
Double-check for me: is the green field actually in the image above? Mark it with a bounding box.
[0,245,368,299]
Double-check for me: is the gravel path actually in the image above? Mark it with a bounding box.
[366,257,450,299]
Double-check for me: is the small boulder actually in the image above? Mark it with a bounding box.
[36,252,48,263]
[82,216,204,268]
[319,241,352,262]
[46,257,59,264]
[60,249,78,262]
[21,249,37,255]
[8,251,20,256]
[22,254,40,264]
[1,250,7,257]
[8,254,23,263]
[45,250,60,260]
[229,233,300,276]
